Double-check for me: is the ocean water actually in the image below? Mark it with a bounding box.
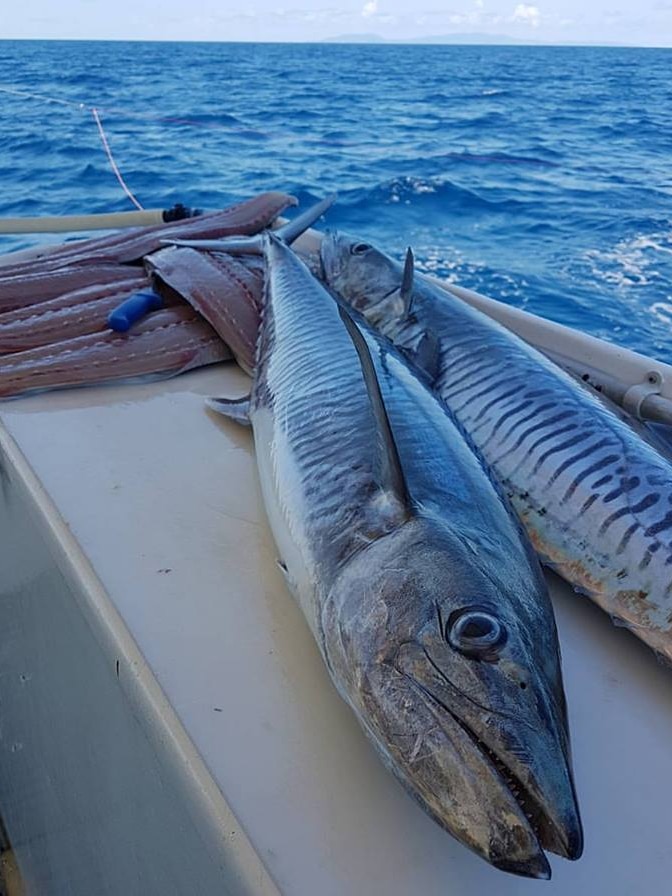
[0,40,670,357]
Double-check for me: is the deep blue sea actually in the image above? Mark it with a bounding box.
[0,41,670,357]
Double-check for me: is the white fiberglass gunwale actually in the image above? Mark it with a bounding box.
[0,230,671,895]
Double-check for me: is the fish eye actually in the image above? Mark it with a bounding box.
[350,242,371,256]
[447,608,506,658]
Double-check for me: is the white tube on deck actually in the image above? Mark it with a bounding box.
[0,209,166,234]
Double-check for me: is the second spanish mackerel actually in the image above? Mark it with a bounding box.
[211,233,581,877]
[320,235,672,661]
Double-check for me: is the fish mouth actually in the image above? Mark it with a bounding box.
[411,678,583,880]
[443,694,582,870]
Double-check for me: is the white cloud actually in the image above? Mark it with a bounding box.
[512,3,541,26]
[361,0,378,16]
[475,0,484,7]
[271,6,350,22]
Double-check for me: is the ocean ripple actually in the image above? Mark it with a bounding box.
[0,41,670,359]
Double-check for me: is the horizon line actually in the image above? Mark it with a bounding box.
[0,37,670,49]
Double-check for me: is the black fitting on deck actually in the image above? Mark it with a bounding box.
[162,203,203,222]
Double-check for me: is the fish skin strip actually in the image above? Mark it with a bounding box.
[0,265,147,314]
[0,275,147,325]
[147,247,263,375]
[0,192,295,395]
[0,279,161,353]
[0,192,293,313]
[321,235,672,662]
[0,192,296,275]
[0,307,228,399]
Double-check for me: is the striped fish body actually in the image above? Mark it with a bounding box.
[222,235,581,877]
[248,245,380,636]
[250,240,552,651]
[248,242,542,637]
[321,236,672,661]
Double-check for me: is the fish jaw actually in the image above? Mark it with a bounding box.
[393,640,583,866]
[321,517,582,878]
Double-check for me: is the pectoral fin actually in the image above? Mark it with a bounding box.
[206,395,251,425]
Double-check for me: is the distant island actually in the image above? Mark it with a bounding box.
[323,33,539,45]
[321,33,636,47]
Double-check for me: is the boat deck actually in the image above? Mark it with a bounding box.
[0,356,671,894]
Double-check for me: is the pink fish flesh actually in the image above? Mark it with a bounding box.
[0,277,156,353]
[147,247,263,375]
[0,307,229,398]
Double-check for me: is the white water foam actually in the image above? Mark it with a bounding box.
[584,230,672,289]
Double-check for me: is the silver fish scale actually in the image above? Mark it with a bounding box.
[375,286,672,656]
[254,256,381,592]
[368,340,539,574]
[367,338,552,615]
[254,246,548,624]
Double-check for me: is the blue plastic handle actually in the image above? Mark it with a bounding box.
[107,290,164,333]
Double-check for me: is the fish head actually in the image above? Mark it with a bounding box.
[320,231,404,324]
[322,516,582,878]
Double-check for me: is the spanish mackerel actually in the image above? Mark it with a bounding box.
[321,235,672,661]
[212,233,581,877]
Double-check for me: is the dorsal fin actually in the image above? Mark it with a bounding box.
[400,247,415,317]
[338,306,412,512]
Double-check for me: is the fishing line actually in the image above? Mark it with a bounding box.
[0,83,345,146]
[0,84,269,137]
[0,81,349,214]
[91,107,143,210]
[0,83,273,211]
[0,85,149,210]
[0,85,86,109]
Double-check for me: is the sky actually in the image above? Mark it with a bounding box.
[3,0,671,46]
